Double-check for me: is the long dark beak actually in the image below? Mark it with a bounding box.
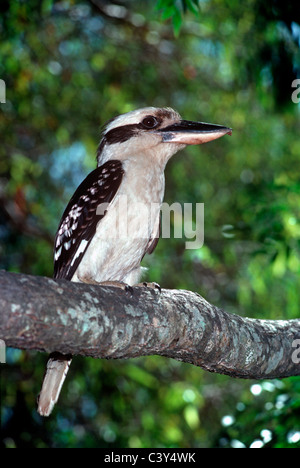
[157,120,232,145]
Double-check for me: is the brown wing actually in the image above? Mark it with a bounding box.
[53,160,124,280]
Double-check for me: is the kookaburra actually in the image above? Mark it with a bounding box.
[37,106,231,416]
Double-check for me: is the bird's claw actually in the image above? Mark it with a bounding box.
[137,282,161,293]
[124,284,134,295]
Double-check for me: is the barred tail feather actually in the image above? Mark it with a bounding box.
[37,352,72,417]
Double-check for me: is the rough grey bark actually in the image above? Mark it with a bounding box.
[0,270,299,379]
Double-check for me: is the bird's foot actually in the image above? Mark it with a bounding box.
[136,282,161,293]
[98,280,134,295]
[77,274,134,295]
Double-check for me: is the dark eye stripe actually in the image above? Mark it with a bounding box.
[104,123,140,145]
[100,116,162,147]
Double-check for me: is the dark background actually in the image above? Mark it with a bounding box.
[1,0,300,448]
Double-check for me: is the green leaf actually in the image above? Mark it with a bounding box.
[155,0,200,35]
[160,5,177,20]
[185,0,200,16]
[172,7,183,36]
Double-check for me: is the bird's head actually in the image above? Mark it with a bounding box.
[97,107,232,167]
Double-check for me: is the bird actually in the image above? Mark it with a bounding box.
[37,106,232,416]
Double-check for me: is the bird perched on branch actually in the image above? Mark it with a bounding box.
[37,106,231,416]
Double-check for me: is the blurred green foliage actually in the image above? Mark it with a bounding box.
[156,0,201,35]
[1,0,300,448]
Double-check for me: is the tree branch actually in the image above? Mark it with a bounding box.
[0,270,299,379]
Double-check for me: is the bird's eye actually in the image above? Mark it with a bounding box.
[141,116,159,129]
